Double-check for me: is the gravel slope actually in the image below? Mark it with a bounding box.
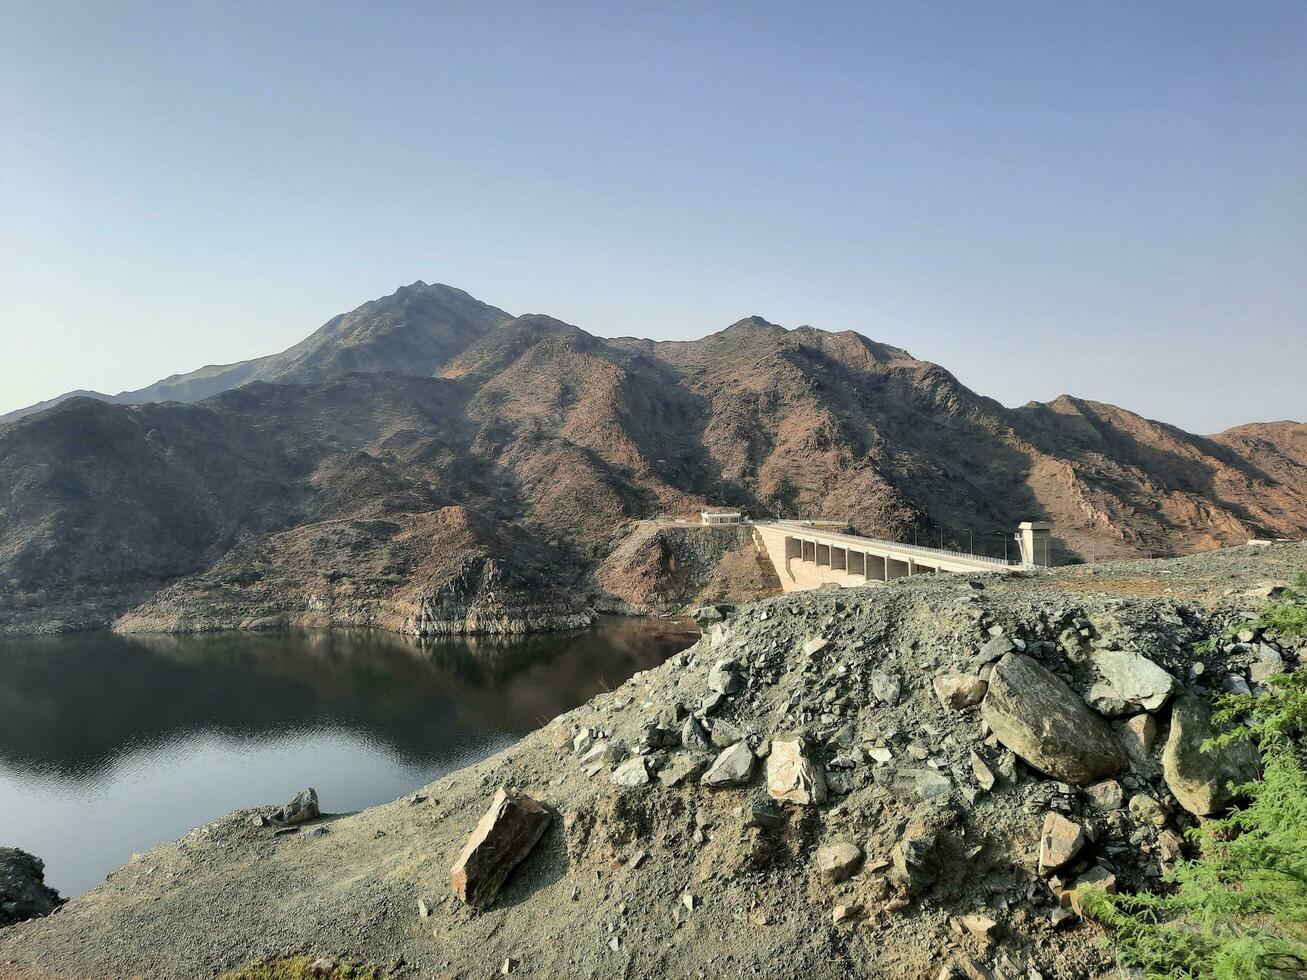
[2,542,1303,980]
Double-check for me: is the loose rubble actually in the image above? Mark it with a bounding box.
[3,543,1303,980]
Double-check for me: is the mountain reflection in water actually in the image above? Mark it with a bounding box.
[0,617,694,896]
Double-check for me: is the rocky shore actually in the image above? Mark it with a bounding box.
[2,542,1302,979]
[0,850,63,931]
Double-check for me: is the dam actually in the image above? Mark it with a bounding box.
[750,519,1050,593]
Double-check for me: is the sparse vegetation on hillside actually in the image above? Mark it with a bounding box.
[220,955,381,980]
[1085,576,1307,979]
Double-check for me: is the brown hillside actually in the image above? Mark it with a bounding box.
[1,284,1303,635]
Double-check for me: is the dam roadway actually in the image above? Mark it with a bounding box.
[750,520,1047,593]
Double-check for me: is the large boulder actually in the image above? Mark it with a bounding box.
[0,848,64,928]
[981,654,1126,785]
[271,788,320,825]
[1162,694,1259,816]
[933,674,988,710]
[1086,649,1177,716]
[450,787,552,909]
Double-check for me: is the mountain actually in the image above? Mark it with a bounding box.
[0,283,511,423]
[1,283,1304,635]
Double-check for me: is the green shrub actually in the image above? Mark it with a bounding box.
[1085,578,1307,979]
[1234,573,1307,642]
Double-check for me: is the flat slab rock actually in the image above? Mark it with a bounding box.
[981,653,1126,785]
[450,788,552,909]
[1086,648,1177,715]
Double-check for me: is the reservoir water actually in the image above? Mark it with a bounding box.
[0,618,695,896]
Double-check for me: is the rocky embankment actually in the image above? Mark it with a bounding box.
[0,850,63,930]
[595,522,781,615]
[110,508,594,636]
[1,543,1302,979]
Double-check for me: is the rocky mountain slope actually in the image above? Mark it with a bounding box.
[2,544,1300,978]
[0,284,511,424]
[1,282,1304,636]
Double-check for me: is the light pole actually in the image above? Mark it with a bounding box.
[967,529,973,554]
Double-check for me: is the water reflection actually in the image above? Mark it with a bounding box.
[0,618,694,896]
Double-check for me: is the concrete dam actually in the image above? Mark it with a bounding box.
[749,519,1050,593]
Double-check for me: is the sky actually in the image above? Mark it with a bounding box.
[1,1,1304,433]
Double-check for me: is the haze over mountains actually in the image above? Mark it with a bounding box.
[2,281,1304,636]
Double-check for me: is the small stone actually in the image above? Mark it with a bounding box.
[708,659,744,695]
[816,841,864,884]
[1250,645,1285,689]
[870,670,902,705]
[572,729,595,755]
[580,740,628,768]
[681,892,697,912]
[699,691,726,716]
[959,913,998,943]
[882,768,952,801]
[969,751,996,792]
[701,742,756,787]
[610,757,650,787]
[767,738,828,805]
[1157,829,1185,862]
[1119,714,1158,760]
[708,719,744,748]
[978,635,1014,663]
[832,902,863,927]
[681,715,712,751]
[1038,812,1087,875]
[417,898,429,919]
[1221,674,1252,696]
[501,957,518,974]
[1085,779,1124,810]
[1127,793,1167,828]
[933,675,988,710]
[1069,866,1117,917]
[657,754,708,788]
[803,637,830,658]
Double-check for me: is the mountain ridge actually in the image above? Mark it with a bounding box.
[1,281,1303,636]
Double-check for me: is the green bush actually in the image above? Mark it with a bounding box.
[1083,578,1307,979]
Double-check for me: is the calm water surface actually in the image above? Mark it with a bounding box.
[0,618,694,896]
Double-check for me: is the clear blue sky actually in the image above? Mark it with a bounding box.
[2,1,1304,432]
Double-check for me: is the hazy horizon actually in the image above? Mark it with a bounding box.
[3,1,1305,432]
